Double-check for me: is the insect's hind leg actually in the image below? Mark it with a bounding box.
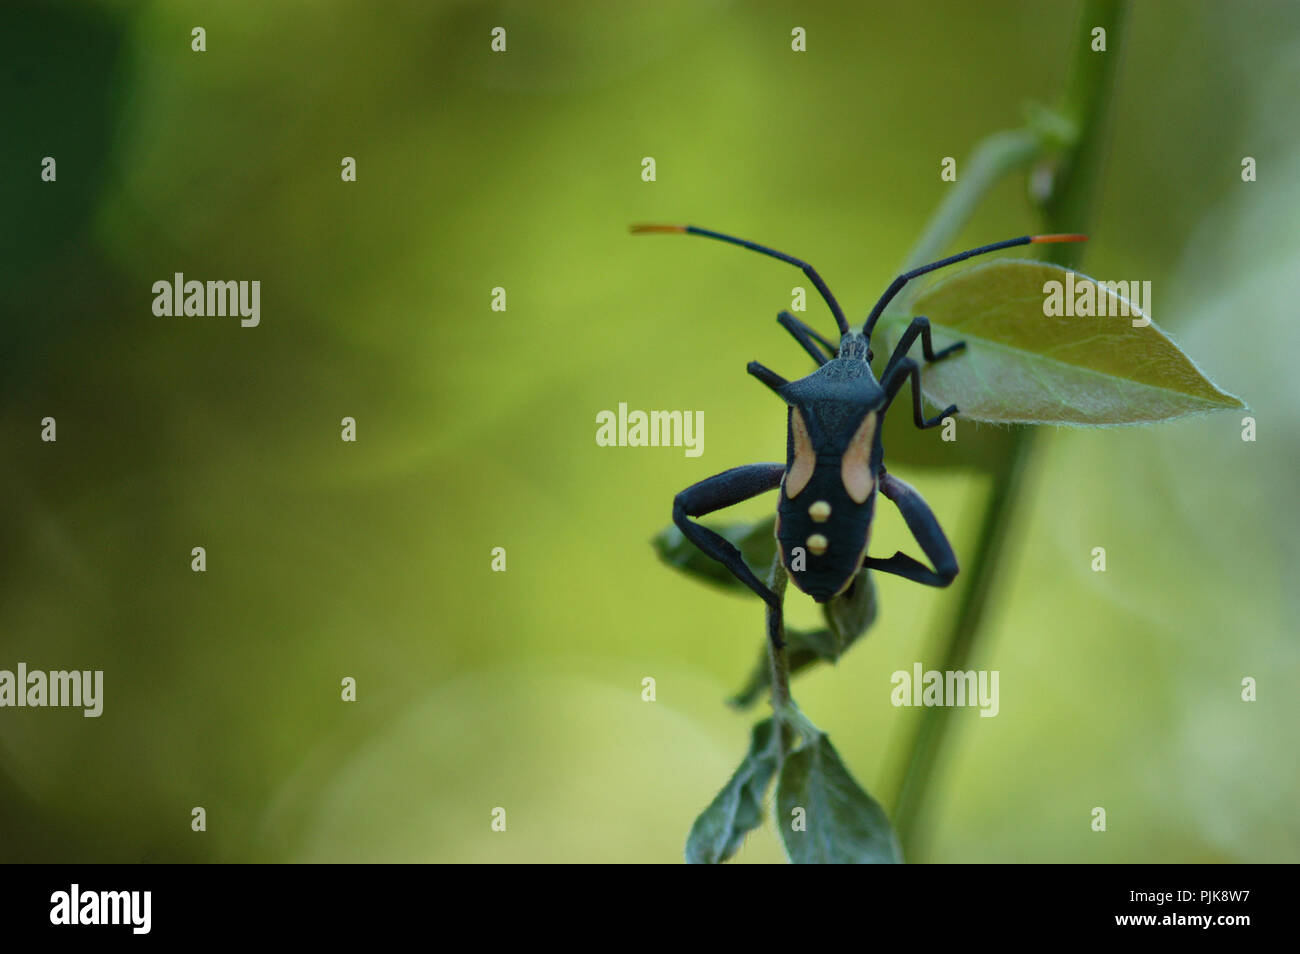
[777,311,836,366]
[672,463,786,612]
[765,558,789,652]
[863,470,958,587]
[881,315,964,382]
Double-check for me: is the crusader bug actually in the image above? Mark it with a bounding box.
[633,224,1086,646]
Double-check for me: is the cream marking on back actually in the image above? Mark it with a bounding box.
[785,407,816,498]
[840,411,878,504]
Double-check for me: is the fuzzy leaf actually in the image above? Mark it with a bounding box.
[822,569,878,647]
[685,719,779,864]
[776,733,902,864]
[878,260,1245,425]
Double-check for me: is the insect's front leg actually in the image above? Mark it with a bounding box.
[747,362,789,395]
[765,558,788,651]
[672,463,786,610]
[882,355,958,430]
[881,315,964,381]
[863,470,958,587]
[777,311,836,366]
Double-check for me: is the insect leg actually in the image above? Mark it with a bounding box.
[747,361,789,395]
[777,311,836,366]
[766,559,788,651]
[673,463,786,608]
[881,315,965,382]
[882,356,958,429]
[863,470,958,587]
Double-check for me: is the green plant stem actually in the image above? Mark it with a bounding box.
[889,429,1039,851]
[766,559,791,706]
[901,128,1045,273]
[887,0,1129,861]
[766,557,822,757]
[766,557,793,758]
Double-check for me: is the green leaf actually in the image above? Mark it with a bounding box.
[776,733,902,864]
[878,260,1245,425]
[727,571,878,709]
[652,516,776,596]
[685,719,779,864]
[822,569,878,648]
[727,627,833,709]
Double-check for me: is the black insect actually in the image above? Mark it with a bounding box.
[633,224,1085,646]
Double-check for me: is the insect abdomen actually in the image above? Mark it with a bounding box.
[777,465,876,603]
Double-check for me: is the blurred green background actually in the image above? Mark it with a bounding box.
[2,0,1297,863]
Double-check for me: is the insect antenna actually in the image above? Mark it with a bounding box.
[860,233,1087,341]
[631,224,850,336]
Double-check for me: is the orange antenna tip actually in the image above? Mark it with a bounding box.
[1029,233,1089,244]
[630,223,688,234]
